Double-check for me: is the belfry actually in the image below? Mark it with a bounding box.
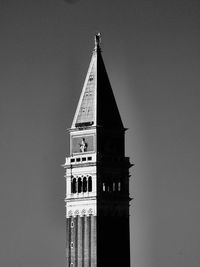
[64,34,131,267]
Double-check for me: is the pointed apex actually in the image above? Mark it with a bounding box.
[94,33,101,52]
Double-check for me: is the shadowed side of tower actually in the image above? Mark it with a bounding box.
[64,33,131,267]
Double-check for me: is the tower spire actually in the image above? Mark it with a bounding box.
[71,33,124,130]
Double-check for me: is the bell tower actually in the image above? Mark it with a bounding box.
[64,34,131,267]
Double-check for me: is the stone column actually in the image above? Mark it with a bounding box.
[82,216,85,267]
[84,216,89,267]
[66,217,71,267]
[75,216,78,267]
[88,216,91,267]
[71,217,76,266]
[91,215,97,267]
[77,216,83,267]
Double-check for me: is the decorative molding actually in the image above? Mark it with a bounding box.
[88,208,93,215]
[81,209,86,216]
[66,207,96,218]
[74,210,79,216]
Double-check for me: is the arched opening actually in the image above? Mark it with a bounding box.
[118,181,121,191]
[109,182,113,192]
[107,183,110,192]
[113,182,116,192]
[83,177,87,192]
[115,182,119,192]
[72,178,76,193]
[88,176,92,192]
[106,182,111,192]
[78,177,82,193]
[104,182,109,192]
[102,182,106,192]
[120,180,122,191]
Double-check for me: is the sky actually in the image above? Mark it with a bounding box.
[0,0,200,266]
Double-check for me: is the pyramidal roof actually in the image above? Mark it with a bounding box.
[71,33,124,130]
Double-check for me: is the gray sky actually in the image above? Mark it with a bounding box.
[0,0,200,266]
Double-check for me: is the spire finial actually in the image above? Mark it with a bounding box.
[94,32,101,51]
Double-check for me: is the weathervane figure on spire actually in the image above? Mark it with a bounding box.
[94,32,101,51]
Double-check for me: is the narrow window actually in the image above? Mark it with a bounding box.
[115,182,118,192]
[113,182,115,192]
[103,182,106,192]
[71,221,74,228]
[78,177,82,193]
[83,177,87,192]
[71,178,76,193]
[88,176,92,192]
[106,183,110,192]
[71,242,74,249]
[109,182,113,192]
[118,182,121,191]
[105,183,108,192]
